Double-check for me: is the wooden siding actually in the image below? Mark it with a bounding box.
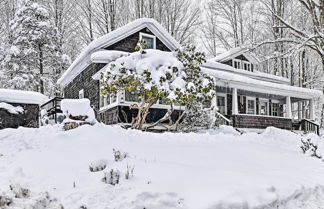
[63,27,171,113]
[0,103,39,129]
[231,115,292,130]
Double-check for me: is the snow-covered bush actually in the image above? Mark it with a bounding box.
[89,159,108,172]
[125,165,135,180]
[9,184,30,198]
[301,135,324,159]
[100,43,216,130]
[61,99,96,130]
[102,169,120,185]
[0,195,12,207]
[30,192,63,209]
[113,148,128,162]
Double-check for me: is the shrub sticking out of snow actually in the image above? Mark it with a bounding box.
[0,102,24,114]
[102,169,120,186]
[113,148,128,162]
[89,159,108,172]
[9,184,30,198]
[30,192,63,209]
[125,165,135,180]
[301,134,324,160]
[0,195,12,207]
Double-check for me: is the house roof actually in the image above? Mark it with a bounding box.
[57,18,181,87]
[212,47,260,64]
[203,67,322,99]
[0,89,48,105]
[203,61,290,85]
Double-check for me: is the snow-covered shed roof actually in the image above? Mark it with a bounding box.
[203,67,322,99]
[0,89,48,105]
[57,18,181,87]
[212,47,260,64]
[203,61,290,85]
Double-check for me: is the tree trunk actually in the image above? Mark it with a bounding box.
[38,44,44,94]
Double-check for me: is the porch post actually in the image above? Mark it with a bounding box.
[285,96,292,118]
[232,88,238,115]
[298,101,302,120]
[309,99,315,120]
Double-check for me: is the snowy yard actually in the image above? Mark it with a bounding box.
[1,124,324,209]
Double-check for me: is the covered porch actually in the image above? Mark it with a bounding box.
[214,84,320,134]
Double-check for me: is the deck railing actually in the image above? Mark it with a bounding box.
[301,119,319,135]
[215,111,231,126]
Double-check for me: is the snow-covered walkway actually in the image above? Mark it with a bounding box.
[0,124,324,209]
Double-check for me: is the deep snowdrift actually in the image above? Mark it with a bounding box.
[0,124,324,209]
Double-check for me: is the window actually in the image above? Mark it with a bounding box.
[243,61,252,72]
[246,97,256,114]
[233,59,241,69]
[79,89,84,99]
[100,95,110,108]
[259,99,268,115]
[271,102,283,117]
[125,90,140,102]
[139,32,156,49]
[217,95,226,115]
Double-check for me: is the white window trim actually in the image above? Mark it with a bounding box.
[79,89,84,99]
[271,99,281,116]
[246,96,256,115]
[232,59,241,69]
[259,98,269,116]
[242,61,252,72]
[139,32,156,49]
[216,93,227,115]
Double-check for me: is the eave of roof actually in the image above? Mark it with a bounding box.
[203,61,290,84]
[203,68,322,99]
[57,18,181,87]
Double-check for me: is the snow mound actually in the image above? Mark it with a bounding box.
[60,99,95,123]
[1,125,324,209]
[0,102,24,114]
[0,89,48,105]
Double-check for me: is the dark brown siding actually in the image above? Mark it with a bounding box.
[0,103,39,129]
[63,63,106,111]
[231,115,292,130]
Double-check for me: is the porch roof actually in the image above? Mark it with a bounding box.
[203,68,322,100]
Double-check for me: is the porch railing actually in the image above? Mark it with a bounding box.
[215,111,231,126]
[300,119,319,135]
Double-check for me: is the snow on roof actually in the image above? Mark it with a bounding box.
[57,18,181,87]
[0,102,24,114]
[213,47,260,64]
[90,50,129,63]
[0,89,48,105]
[203,61,290,84]
[203,67,322,99]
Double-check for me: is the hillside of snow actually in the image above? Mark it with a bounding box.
[1,124,324,209]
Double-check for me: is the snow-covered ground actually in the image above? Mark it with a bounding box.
[0,124,324,209]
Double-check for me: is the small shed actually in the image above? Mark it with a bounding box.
[0,89,48,129]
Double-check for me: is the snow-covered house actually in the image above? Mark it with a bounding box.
[57,18,322,133]
[0,89,47,129]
